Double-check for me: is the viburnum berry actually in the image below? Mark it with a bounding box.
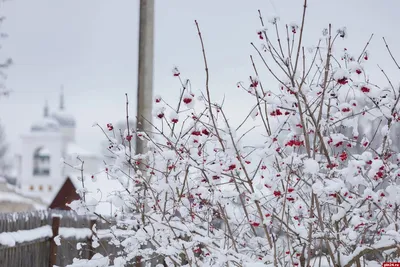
[172,66,180,77]
[334,141,343,147]
[154,95,162,103]
[201,128,210,135]
[107,123,113,131]
[191,130,201,136]
[364,52,369,60]
[249,76,259,88]
[270,109,283,116]
[182,93,194,105]
[225,164,236,171]
[251,222,260,227]
[183,97,192,104]
[337,77,348,85]
[290,23,299,34]
[126,135,133,142]
[339,151,347,161]
[361,86,370,93]
[155,107,166,119]
[337,27,347,38]
[285,139,304,147]
[327,163,338,169]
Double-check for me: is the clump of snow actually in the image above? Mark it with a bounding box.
[59,227,92,239]
[108,195,124,208]
[337,26,347,38]
[0,225,52,247]
[96,229,135,239]
[66,253,109,267]
[267,14,280,25]
[54,235,61,246]
[333,68,349,81]
[67,197,98,216]
[303,158,319,174]
[169,111,179,123]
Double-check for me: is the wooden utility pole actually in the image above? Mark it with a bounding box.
[136,0,154,157]
[136,1,155,266]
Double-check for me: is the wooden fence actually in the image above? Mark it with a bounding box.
[0,209,120,267]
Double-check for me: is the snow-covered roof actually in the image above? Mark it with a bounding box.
[66,143,97,158]
[0,183,47,210]
[0,192,46,210]
[31,117,60,132]
[51,110,76,127]
[67,172,127,216]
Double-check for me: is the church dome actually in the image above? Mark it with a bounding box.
[31,117,60,132]
[51,110,76,127]
[50,87,76,128]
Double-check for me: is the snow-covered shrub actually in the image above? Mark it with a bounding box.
[69,2,400,267]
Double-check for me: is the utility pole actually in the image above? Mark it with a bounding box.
[135,1,155,266]
[136,0,154,157]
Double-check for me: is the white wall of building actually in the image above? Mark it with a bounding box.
[17,96,102,205]
[20,132,63,202]
[60,127,75,150]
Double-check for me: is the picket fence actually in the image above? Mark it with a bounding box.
[0,209,120,267]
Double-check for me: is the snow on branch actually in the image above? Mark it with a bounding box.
[67,1,400,266]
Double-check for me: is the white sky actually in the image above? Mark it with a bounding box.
[1,0,400,155]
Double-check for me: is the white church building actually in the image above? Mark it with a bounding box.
[15,91,101,204]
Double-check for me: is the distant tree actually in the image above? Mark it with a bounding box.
[0,3,12,97]
[0,2,12,175]
[0,121,10,175]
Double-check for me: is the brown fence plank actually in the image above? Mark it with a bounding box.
[49,216,60,267]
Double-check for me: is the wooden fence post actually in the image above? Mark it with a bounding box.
[49,216,60,267]
[88,219,96,260]
[136,256,142,267]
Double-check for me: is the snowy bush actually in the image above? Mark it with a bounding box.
[69,2,400,267]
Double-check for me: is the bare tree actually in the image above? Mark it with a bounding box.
[0,1,12,97]
[0,121,10,175]
[0,1,12,175]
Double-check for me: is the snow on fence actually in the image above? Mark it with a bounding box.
[0,209,119,267]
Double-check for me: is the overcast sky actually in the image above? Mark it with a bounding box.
[1,0,400,156]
